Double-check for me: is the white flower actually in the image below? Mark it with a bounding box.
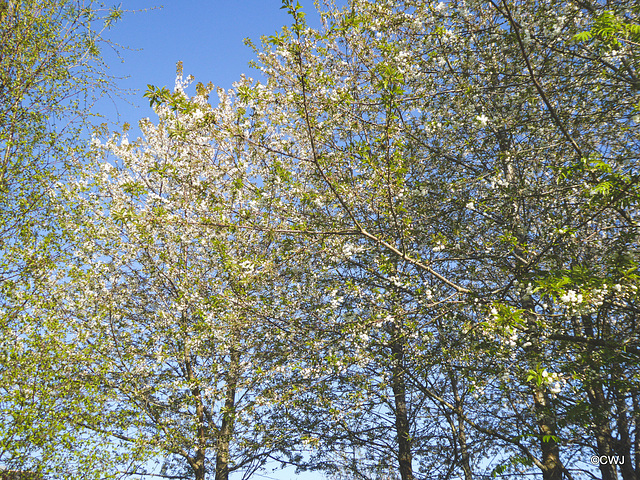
[549,381,562,394]
[560,289,580,304]
[343,243,363,259]
[475,114,489,126]
[240,260,255,273]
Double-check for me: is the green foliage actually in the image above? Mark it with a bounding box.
[0,0,126,476]
[491,455,533,478]
[8,0,640,478]
[574,10,640,50]
[143,84,176,109]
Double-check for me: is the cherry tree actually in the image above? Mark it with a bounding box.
[87,0,640,479]
[221,0,639,478]
[55,69,304,480]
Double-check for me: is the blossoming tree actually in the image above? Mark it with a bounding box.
[78,0,640,479]
[219,0,639,478]
[0,1,127,476]
[56,67,318,480]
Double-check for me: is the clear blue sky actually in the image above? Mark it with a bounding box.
[98,0,321,128]
[96,2,327,479]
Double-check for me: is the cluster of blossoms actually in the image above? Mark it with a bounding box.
[342,242,365,259]
[541,370,565,395]
[27,1,638,479]
[555,282,639,316]
[559,289,583,306]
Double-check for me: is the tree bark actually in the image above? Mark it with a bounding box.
[587,383,618,480]
[450,372,473,480]
[532,387,563,480]
[613,381,636,480]
[215,346,240,480]
[184,345,207,480]
[390,328,414,480]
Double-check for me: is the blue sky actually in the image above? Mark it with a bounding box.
[98,0,321,129]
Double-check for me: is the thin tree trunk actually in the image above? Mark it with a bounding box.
[184,345,207,480]
[520,281,563,480]
[613,380,636,480]
[498,114,564,480]
[632,392,640,476]
[450,372,473,480]
[532,387,562,480]
[215,346,240,480]
[626,315,639,478]
[587,383,618,480]
[579,313,618,480]
[390,328,414,480]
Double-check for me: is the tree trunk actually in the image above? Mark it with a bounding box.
[578,314,618,480]
[184,345,207,480]
[449,372,473,480]
[587,383,618,480]
[215,346,240,480]
[497,111,564,480]
[614,381,636,480]
[390,329,414,480]
[532,387,563,480]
